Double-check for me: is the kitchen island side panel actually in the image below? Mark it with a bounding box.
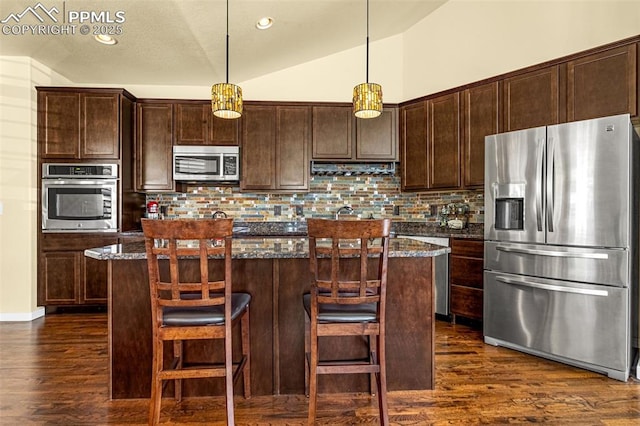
[108,256,436,399]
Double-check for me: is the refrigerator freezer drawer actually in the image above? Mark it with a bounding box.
[485,241,629,287]
[484,271,631,380]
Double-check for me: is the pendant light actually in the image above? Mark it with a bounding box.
[212,0,242,119]
[353,0,382,119]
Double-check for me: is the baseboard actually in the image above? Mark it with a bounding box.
[0,306,45,322]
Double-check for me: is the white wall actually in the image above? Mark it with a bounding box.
[0,57,70,320]
[403,0,640,100]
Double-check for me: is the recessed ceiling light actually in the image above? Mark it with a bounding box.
[256,17,273,30]
[94,34,117,45]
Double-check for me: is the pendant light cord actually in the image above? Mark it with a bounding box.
[225,0,229,84]
[365,0,369,84]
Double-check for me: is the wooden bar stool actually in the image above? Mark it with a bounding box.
[141,218,251,425]
[304,218,392,425]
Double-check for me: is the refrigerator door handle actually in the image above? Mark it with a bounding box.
[546,136,555,233]
[535,138,544,232]
[496,245,609,259]
[495,276,609,297]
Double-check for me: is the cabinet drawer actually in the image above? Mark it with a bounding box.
[41,234,118,251]
[450,256,483,288]
[450,285,483,320]
[450,238,483,257]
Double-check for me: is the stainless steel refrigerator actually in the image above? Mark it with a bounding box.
[483,113,639,381]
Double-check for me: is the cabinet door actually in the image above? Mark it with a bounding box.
[355,108,397,160]
[80,93,119,159]
[135,103,174,191]
[174,103,209,145]
[241,105,277,190]
[567,44,637,121]
[276,106,310,190]
[210,115,240,146]
[38,91,81,159]
[312,106,352,159]
[428,92,461,189]
[83,255,109,303]
[462,82,499,188]
[401,102,429,191]
[41,251,80,304]
[502,65,560,131]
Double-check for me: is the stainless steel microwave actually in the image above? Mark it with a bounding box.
[41,163,118,232]
[173,145,240,182]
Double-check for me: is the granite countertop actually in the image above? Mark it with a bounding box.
[85,237,450,261]
[119,221,483,239]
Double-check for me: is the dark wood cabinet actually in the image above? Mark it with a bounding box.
[174,102,239,146]
[312,105,397,161]
[135,102,174,192]
[39,234,117,306]
[462,82,500,189]
[312,105,352,159]
[502,65,561,132]
[400,101,428,191]
[355,108,398,160]
[567,44,637,122]
[401,93,461,191]
[38,90,121,159]
[276,106,310,190]
[241,104,309,191]
[449,238,484,322]
[428,92,461,189]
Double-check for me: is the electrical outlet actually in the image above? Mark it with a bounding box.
[274,205,281,216]
[393,205,400,216]
[295,205,304,216]
[430,204,438,216]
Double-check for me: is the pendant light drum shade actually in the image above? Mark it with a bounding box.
[353,82,382,118]
[212,82,242,119]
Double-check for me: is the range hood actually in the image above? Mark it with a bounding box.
[311,161,396,176]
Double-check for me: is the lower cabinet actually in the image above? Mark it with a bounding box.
[449,238,484,322]
[39,234,118,306]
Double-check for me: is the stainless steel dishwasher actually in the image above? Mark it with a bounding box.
[398,236,450,317]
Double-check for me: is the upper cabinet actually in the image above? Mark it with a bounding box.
[135,101,174,192]
[174,101,239,146]
[241,104,310,192]
[428,93,461,189]
[38,89,126,159]
[401,94,461,192]
[400,102,428,191]
[312,105,398,161]
[462,82,499,189]
[567,44,637,122]
[502,65,561,132]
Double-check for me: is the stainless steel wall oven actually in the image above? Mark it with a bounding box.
[41,163,118,232]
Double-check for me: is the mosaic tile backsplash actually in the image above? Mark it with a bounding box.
[147,173,484,224]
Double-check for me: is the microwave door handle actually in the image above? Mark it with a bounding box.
[546,136,555,233]
[535,138,544,232]
[495,276,609,297]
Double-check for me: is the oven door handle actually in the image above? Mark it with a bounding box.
[495,276,609,297]
[496,245,609,259]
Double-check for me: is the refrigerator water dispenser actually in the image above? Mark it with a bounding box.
[495,198,524,230]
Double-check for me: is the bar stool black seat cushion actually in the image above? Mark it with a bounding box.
[162,293,251,327]
[303,293,376,323]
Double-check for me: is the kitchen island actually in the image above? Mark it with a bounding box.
[86,237,449,399]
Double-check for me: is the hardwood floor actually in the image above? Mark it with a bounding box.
[1,312,639,425]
